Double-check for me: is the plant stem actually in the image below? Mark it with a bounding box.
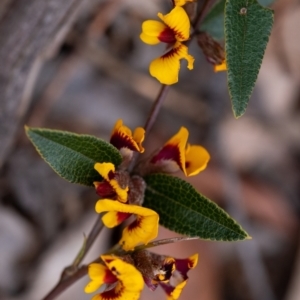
[72,214,104,268]
[134,236,200,251]
[143,84,170,133]
[192,0,214,33]
[42,265,88,300]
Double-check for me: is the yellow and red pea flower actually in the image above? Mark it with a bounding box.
[150,127,210,177]
[159,254,198,300]
[94,162,129,203]
[110,119,145,154]
[95,199,159,251]
[140,6,194,85]
[85,255,144,300]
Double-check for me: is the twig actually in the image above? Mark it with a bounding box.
[192,0,215,33]
[42,265,88,300]
[72,214,104,268]
[143,85,170,133]
[134,236,199,251]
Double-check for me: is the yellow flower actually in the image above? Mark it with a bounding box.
[151,127,210,176]
[214,60,227,72]
[85,255,144,300]
[150,42,194,85]
[94,162,129,203]
[95,199,159,251]
[160,254,198,300]
[140,7,194,85]
[110,119,145,153]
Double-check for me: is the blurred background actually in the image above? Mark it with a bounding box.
[0,0,300,299]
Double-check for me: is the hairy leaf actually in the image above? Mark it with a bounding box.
[201,0,275,41]
[26,127,122,186]
[144,174,249,241]
[225,0,274,117]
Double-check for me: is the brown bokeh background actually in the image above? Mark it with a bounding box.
[1,0,300,299]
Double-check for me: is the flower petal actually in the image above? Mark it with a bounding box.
[120,211,159,251]
[102,211,132,228]
[158,7,190,42]
[85,263,116,293]
[174,253,198,280]
[110,119,145,153]
[167,280,187,300]
[99,255,144,300]
[95,199,159,250]
[173,0,195,6]
[214,60,227,72]
[149,42,194,85]
[184,144,210,176]
[140,20,168,45]
[151,127,188,174]
[94,162,128,203]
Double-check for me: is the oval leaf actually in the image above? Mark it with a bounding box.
[26,127,122,186]
[225,0,274,117]
[144,174,249,241]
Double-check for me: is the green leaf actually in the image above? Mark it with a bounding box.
[225,0,274,117]
[201,0,226,40]
[144,174,249,241]
[201,0,275,41]
[26,127,122,186]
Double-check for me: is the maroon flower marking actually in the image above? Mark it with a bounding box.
[151,144,181,167]
[116,212,131,223]
[158,27,176,43]
[110,132,138,151]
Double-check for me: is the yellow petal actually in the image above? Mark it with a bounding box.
[161,127,189,173]
[158,7,190,42]
[140,20,167,45]
[184,144,210,176]
[94,162,115,181]
[120,212,159,251]
[214,60,227,72]
[101,211,131,228]
[94,162,128,203]
[95,199,159,251]
[110,119,145,153]
[149,42,194,85]
[168,280,187,300]
[173,0,195,6]
[100,255,144,300]
[84,263,107,293]
[133,127,145,153]
[187,253,198,269]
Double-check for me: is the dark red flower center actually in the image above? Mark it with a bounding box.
[158,27,176,43]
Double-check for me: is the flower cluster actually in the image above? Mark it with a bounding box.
[85,119,210,299]
[85,251,198,300]
[140,1,194,85]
